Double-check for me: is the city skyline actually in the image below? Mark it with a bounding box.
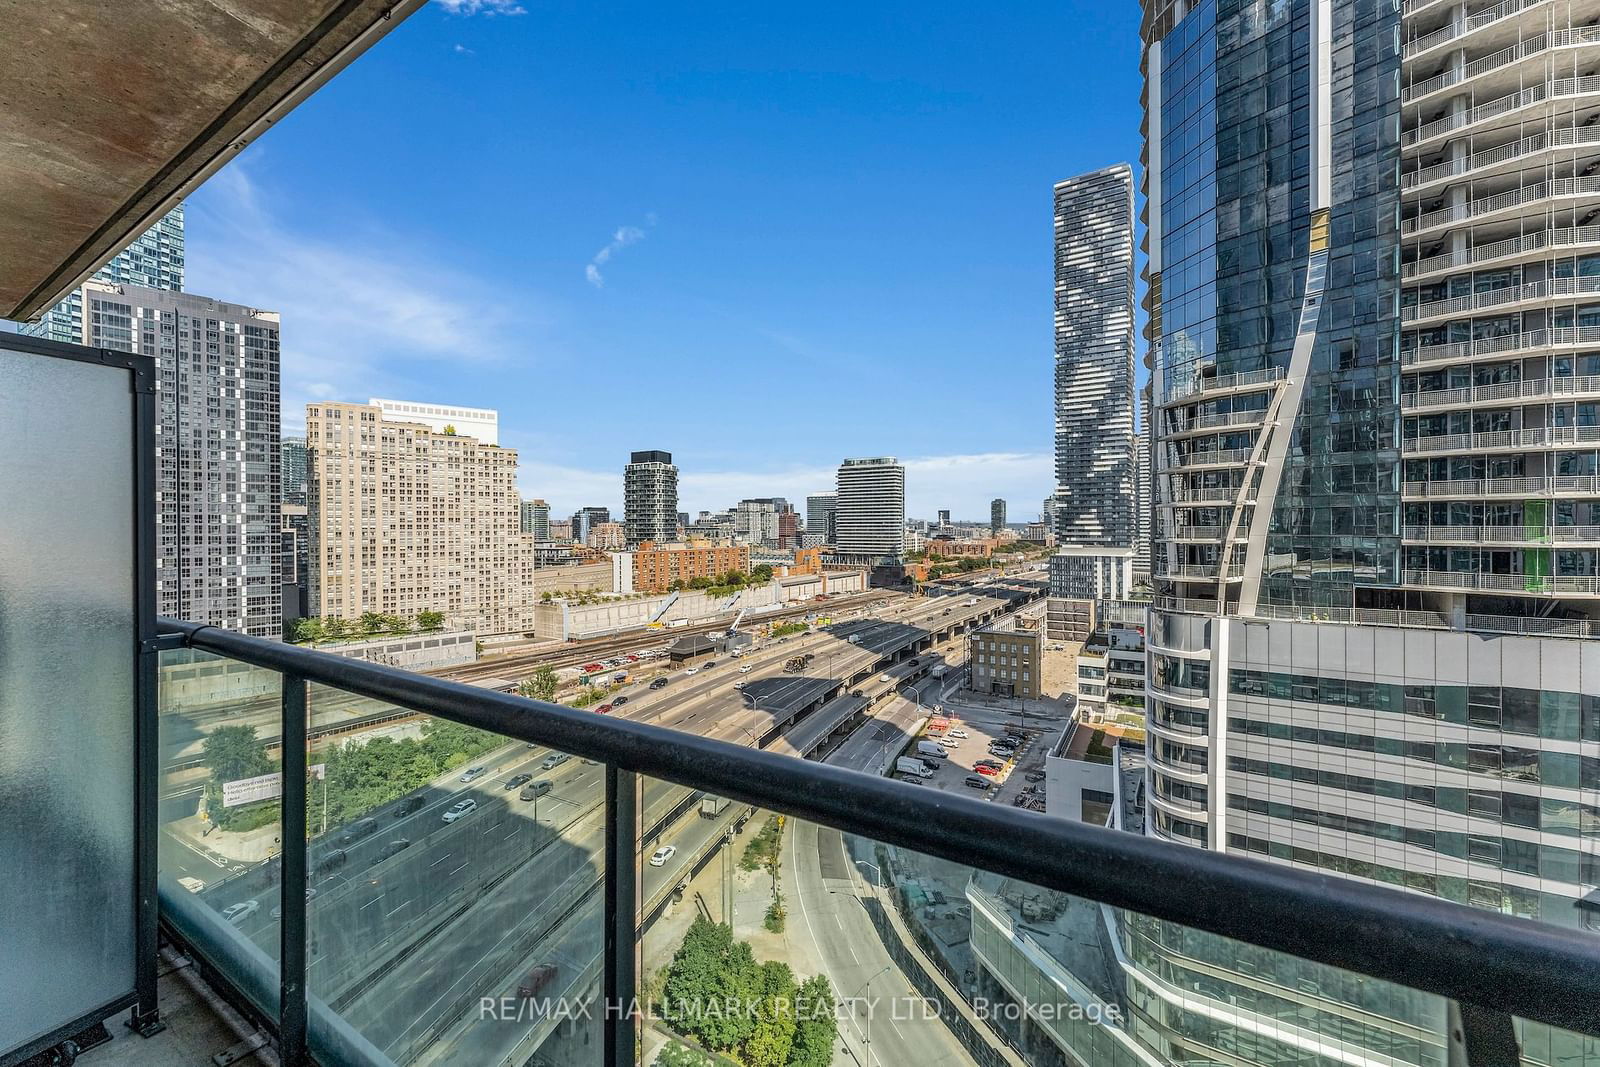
[160,0,1144,521]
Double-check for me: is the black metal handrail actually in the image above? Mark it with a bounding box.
[158,618,1600,1046]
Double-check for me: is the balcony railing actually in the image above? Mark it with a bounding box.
[149,617,1600,1066]
[1403,523,1600,543]
[1404,422,1600,453]
[1403,176,1600,236]
[1404,568,1600,593]
[1404,224,1600,279]
[1405,75,1600,147]
[1160,366,1285,405]
[1404,124,1600,191]
[1403,27,1600,104]
[1404,0,1549,59]
[1403,473,1600,496]
[1403,325,1600,367]
[1404,275,1600,323]
[1402,374,1600,410]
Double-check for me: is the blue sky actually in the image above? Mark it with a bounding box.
[185,0,1145,521]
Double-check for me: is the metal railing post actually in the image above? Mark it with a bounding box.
[603,764,639,1067]
[279,673,309,1065]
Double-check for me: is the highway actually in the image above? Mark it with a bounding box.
[162,574,1045,1064]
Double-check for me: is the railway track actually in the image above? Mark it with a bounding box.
[432,589,900,684]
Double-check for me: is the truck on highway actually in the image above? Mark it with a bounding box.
[699,795,731,818]
[666,618,688,629]
[847,634,862,645]
[895,757,934,779]
[929,665,946,678]
[916,739,949,758]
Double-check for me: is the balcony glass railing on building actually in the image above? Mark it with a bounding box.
[135,617,1600,1067]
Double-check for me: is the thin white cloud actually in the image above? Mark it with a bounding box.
[453,43,475,55]
[585,224,649,288]
[434,0,526,15]
[510,451,1053,524]
[186,164,542,432]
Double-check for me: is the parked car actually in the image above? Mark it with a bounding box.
[519,780,553,801]
[964,776,991,791]
[612,695,629,707]
[394,795,425,817]
[505,773,532,790]
[443,798,478,823]
[1024,770,1046,783]
[542,752,570,771]
[975,764,999,777]
[582,663,604,673]
[649,844,678,867]
[976,759,1003,770]
[948,728,968,739]
[222,900,259,925]
[626,654,640,662]
[458,766,487,784]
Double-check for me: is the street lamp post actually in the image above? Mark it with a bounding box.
[851,964,895,1067]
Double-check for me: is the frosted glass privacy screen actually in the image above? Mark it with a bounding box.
[0,343,139,1058]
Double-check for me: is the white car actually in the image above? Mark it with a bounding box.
[222,900,259,925]
[738,665,752,674]
[880,674,893,682]
[443,798,478,823]
[949,728,968,739]
[684,668,699,676]
[649,845,678,867]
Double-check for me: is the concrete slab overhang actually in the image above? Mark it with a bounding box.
[1,0,424,321]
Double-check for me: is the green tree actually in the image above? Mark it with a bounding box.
[204,724,271,785]
[788,975,837,1067]
[416,609,444,631]
[654,1045,716,1067]
[751,564,774,583]
[518,664,560,702]
[322,616,350,641]
[745,961,798,1067]
[382,612,409,633]
[359,611,387,635]
[291,616,325,644]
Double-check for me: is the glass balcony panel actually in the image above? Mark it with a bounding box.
[301,682,602,1066]
[635,801,1470,1067]
[157,647,284,1018]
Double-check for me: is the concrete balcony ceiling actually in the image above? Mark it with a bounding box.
[0,0,424,322]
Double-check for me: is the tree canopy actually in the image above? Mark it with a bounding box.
[658,918,837,1066]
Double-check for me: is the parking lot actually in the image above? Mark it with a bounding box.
[897,710,1047,807]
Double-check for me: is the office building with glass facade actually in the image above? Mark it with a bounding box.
[19,205,185,343]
